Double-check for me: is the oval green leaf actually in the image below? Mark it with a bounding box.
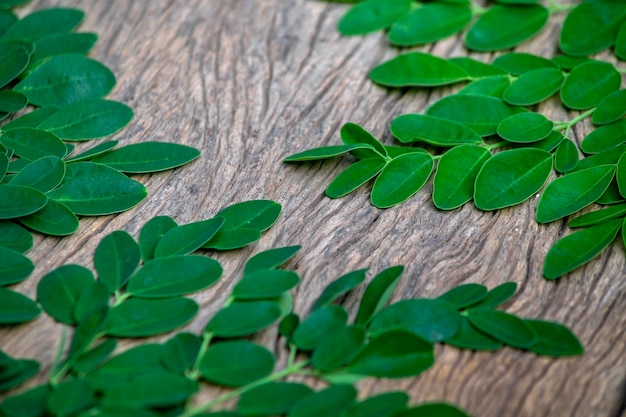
[206,300,282,337]
[199,340,274,387]
[2,8,83,42]
[94,230,141,292]
[369,52,469,87]
[233,269,300,300]
[525,319,583,356]
[355,265,403,327]
[0,246,33,286]
[592,89,626,125]
[244,245,301,274]
[467,309,537,348]
[91,141,200,173]
[503,67,565,106]
[312,326,365,372]
[293,305,348,351]
[469,282,518,310]
[37,264,93,324]
[284,144,375,162]
[0,41,29,88]
[288,384,357,417]
[0,221,32,253]
[326,158,387,199]
[18,199,79,236]
[337,0,412,36]
[0,184,48,219]
[9,156,65,192]
[390,114,482,146]
[1,128,67,160]
[0,288,40,324]
[393,403,470,417]
[560,60,621,110]
[437,283,488,310]
[340,122,387,158]
[371,152,434,208]
[154,217,224,258]
[138,215,177,262]
[581,119,626,154]
[343,392,409,417]
[554,138,579,174]
[238,382,313,417]
[497,112,553,143]
[492,52,556,75]
[0,91,27,113]
[313,269,367,310]
[444,316,503,351]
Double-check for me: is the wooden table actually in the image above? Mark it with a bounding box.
[2,1,625,416]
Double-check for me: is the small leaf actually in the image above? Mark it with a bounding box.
[551,55,589,71]
[326,158,387,199]
[244,245,301,273]
[503,67,565,106]
[448,57,506,78]
[437,283,488,309]
[0,358,39,392]
[618,153,626,198]
[104,298,198,337]
[536,165,615,223]
[457,75,511,98]
[0,221,32,253]
[284,144,375,162]
[91,344,164,376]
[348,330,434,378]
[497,113,553,143]
[554,138,579,174]
[238,382,313,416]
[72,339,117,374]
[560,60,621,110]
[288,384,357,417]
[46,378,94,416]
[199,340,274,387]
[37,264,94,324]
[206,300,282,337]
[337,0,412,35]
[343,392,409,417]
[312,325,365,372]
[543,219,622,279]
[9,156,65,193]
[574,144,626,172]
[1,128,67,160]
[233,269,300,300]
[467,309,537,349]
[293,305,348,351]
[433,145,490,210]
[521,130,564,152]
[0,385,50,417]
[444,316,503,351]
[465,5,548,51]
[0,41,30,88]
[99,372,198,408]
[340,123,387,158]
[474,148,552,210]
[91,142,200,173]
[94,230,141,293]
[469,282,517,310]
[278,313,299,340]
[154,217,224,257]
[0,288,40,324]
[569,204,626,228]
[3,8,83,42]
[355,265,403,326]
[390,114,482,147]
[29,32,97,68]
[580,119,626,154]
[393,403,470,417]
[160,333,202,374]
[0,246,33,286]
[65,140,119,162]
[525,319,583,356]
[369,52,469,87]
[0,91,26,113]
[139,215,177,262]
[592,89,626,125]
[371,152,434,208]
[313,269,367,310]
[492,52,557,75]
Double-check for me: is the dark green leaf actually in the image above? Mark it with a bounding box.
[293,305,348,350]
[390,114,482,146]
[0,385,50,417]
[202,228,262,251]
[278,312,299,340]
[73,281,109,323]
[355,265,403,326]
[497,112,553,143]
[0,246,32,285]
[233,269,300,300]
[288,384,357,417]
[94,230,141,293]
[560,60,621,110]
[19,198,78,236]
[369,298,461,342]
[348,330,434,378]
[448,57,506,78]
[569,204,626,228]
[0,221,32,253]
[0,288,40,324]
[9,156,65,193]
[127,255,222,298]
[206,300,282,337]
[520,130,564,152]
[433,145,490,210]
[581,119,626,154]
[104,297,198,337]
[393,403,470,417]
[15,54,116,107]
[437,283,488,309]
[474,148,552,210]
[525,319,583,356]
[554,138,579,174]
[154,217,224,257]
[29,32,97,67]
[457,75,511,98]
[492,52,556,75]
[543,219,622,279]
[72,339,117,374]
[536,165,615,223]
[0,359,39,392]
[244,245,301,273]
[2,107,59,131]
[469,282,517,310]
[0,152,6,180]
[387,3,471,46]
[238,382,313,417]
[3,8,83,42]
[503,67,565,106]
[36,264,93,324]
[46,378,94,416]
[465,5,548,51]
[0,41,29,88]
[312,326,365,372]
[618,152,626,198]
[595,178,623,204]
[467,309,537,348]
[427,94,525,136]
[139,215,177,262]
[340,122,387,158]
[551,55,589,71]
[444,316,503,351]
[284,144,375,162]
[1,128,67,160]
[337,0,412,35]
[344,392,409,417]
[313,269,367,310]
[574,144,626,172]
[371,152,434,208]
[160,332,201,373]
[0,10,15,36]
[91,142,200,173]
[66,141,119,163]
[0,91,26,113]
[199,340,274,387]
[326,158,387,198]
[91,344,164,376]
[369,52,469,87]
[593,89,626,125]
[617,20,626,60]
[47,162,147,215]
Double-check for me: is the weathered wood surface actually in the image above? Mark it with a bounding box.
[2,1,625,416]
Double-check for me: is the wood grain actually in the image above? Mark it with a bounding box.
[1,1,625,416]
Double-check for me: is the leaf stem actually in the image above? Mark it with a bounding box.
[113,291,130,306]
[552,107,596,139]
[485,141,508,151]
[49,327,68,386]
[470,2,487,16]
[187,330,213,380]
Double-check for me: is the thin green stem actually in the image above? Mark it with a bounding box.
[113,291,130,306]
[551,107,596,139]
[187,330,213,380]
[470,2,487,16]
[49,327,68,386]
[287,344,297,367]
[547,3,576,13]
[485,141,508,151]
[618,67,626,74]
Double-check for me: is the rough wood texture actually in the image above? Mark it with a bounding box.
[2,1,625,416]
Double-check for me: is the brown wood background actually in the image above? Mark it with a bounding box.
[1,1,625,416]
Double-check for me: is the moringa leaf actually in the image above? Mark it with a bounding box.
[580,119,626,154]
[569,204,626,228]
[493,52,557,75]
[244,245,301,273]
[160,332,202,374]
[313,269,367,310]
[139,215,177,262]
[393,403,470,417]
[29,32,97,68]
[0,91,26,113]
[497,112,553,143]
[343,392,409,417]
[449,57,507,78]
[36,264,94,324]
[444,316,503,351]
[469,282,517,310]
[554,138,579,174]
[238,382,313,417]
[199,340,274,387]
[371,152,434,208]
[91,142,200,173]
[355,265,403,326]
[8,156,65,192]
[592,89,626,125]
[288,384,357,417]
[467,309,537,349]
[437,283,488,310]
[233,269,300,300]
[284,144,375,162]
[390,114,482,147]
[457,75,511,98]
[94,230,141,293]
[1,128,67,160]
[154,217,224,257]
[560,60,621,110]
[340,122,387,158]
[326,158,387,199]
[0,246,33,286]
[0,288,40,324]
[503,67,565,106]
[0,184,48,220]
[369,52,469,87]
[2,7,83,42]
[293,305,348,351]
[18,199,79,236]
[0,221,32,253]
[0,41,30,88]
[312,325,365,372]
[525,319,584,356]
[206,300,282,337]
[337,0,412,36]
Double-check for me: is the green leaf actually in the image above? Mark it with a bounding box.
[427,94,525,136]
[581,119,626,154]
[0,10,16,36]
[444,316,503,351]
[288,384,357,417]
[592,89,626,125]
[0,152,6,180]
[0,221,32,253]
[206,300,282,337]
[3,7,83,42]
[371,152,434,208]
[437,283,488,309]
[0,91,26,113]
[127,255,222,298]
[393,403,470,417]
[244,245,301,273]
[2,107,59,132]
[278,313,299,340]
[355,265,403,326]
[199,340,274,387]
[9,156,65,193]
[522,130,565,152]
[387,3,471,46]
[326,158,387,198]
[29,32,97,68]
[0,246,33,286]
[65,141,118,163]
[492,52,556,75]
[536,165,615,223]
[284,144,375,162]
[154,217,224,257]
[37,99,133,141]
[617,20,626,60]
[313,269,367,310]
[340,122,387,158]
[469,282,517,310]
[465,5,548,51]
[474,148,552,210]
[71,302,107,357]
[369,52,469,87]
[0,385,50,417]
[139,215,177,262]
[46,378,94,416]
[348,330,434,378]
[433,145,490,210]
[293,305,348,350]
[0,288,40,324]
[457,75,511,98]
[618,152,626,198]
[36,264,94,324]
[72,339,117,374]
[91,142,200,173]
[46,162,147,215]
[448,57,507,78]
[560,0,626,57]
[569,204,626,228]
[554,138,579,174]
[343,392,409,417]
[390,114,482,147]
[160,332,202,373]
[497,113,553,143]
[574,144,626,172]
[0,41,30,88]
[94,230,141,293]
[0,358,39,392]
[560,60,621,110]
[233,269,300,300]
[105,297,198,337]
[202,228,262,251]
[312,326,365,372]
[525,319,583,356]
[543,219,622,279]
[369,298,461,342]
[467,309,537,348]
[99,372,198,408]
[337,0,412,35]
[1,128,67,160]
[503,67,565,106]
[238,382,313,417]
[15,54,116,107]
[90,344,164,376]
[551,55,589,71]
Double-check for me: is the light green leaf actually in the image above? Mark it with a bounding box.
[355,265,403,327]
[284,144,375,162]
[467,309,537,348]
[94,230,141,293]
[390,114,482,146]
[573,144,626,172]
[206,300,282,337]
[492,52,556,75]
[503,67,565,106]
[0,246,33,286]
[199,340,274,387]
[580,119,626,154]
[525,319,583,356]
[497,113,553,143]
[0,288,40,324]
[0,184,48,220]
[326,158,386,198]
[560,60,621,110]
[569,204,626,228]
[369,52,469,87]
[554,138,579,174]
[1,128,67,160]
[337,0,412,35]
[371,152,434,208]
[154,217,224,257]
[592,89,626,125]
[18,199,79,236]
[8,156,65,192]
[551,55,590,71]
